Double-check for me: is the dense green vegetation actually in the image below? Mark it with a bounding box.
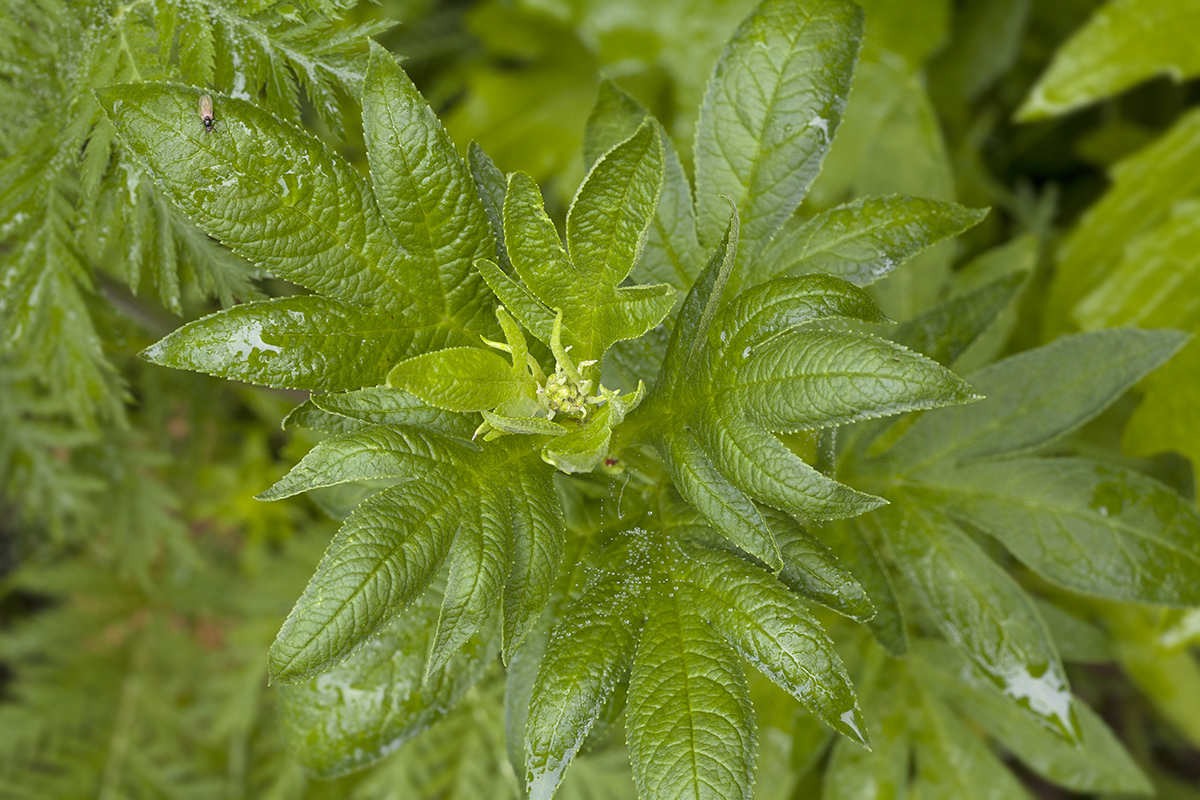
[2,0,1200,797]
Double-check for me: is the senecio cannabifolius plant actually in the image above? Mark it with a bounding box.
[98,0,1198,796]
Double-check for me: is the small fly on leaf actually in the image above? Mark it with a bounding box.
[199,94,215,133]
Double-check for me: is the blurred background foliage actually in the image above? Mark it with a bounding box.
[2,0,1199,797]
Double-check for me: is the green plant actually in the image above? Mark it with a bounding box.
[4,0,1200,797]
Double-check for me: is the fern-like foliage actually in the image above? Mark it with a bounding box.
[0,0,384,438]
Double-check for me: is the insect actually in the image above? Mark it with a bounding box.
[199,94,215,133]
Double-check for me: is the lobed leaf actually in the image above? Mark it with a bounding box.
[278,581,499,777]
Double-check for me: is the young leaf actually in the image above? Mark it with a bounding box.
[497,123,675,364]
[583,80,704,289]
[389,347,535,413]
[693,0,863,268]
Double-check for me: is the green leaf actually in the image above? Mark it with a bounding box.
[98,82,491,369]
[269,479,459,683]
[637,225,974,564]
[882,499,1076,742]
[389,347,534,414]
[823,647,911,800]
[1074,200,1200,330]
[262,429,562,682]
[824,515,909,656]
[911,690,1034,800]
[468,141,512,272]
[1017,0,1200,120]
[918,457,1200,607]
[626,593,756,800]
[751,196,987,288]
[542,384,644,474]
[141,296,411,391]
[693,0,863,268]
[311,386,476,438]
[584,80,704,289]
[889,272,1028,367]
[362,42,494,334]
[913,639,1152,795]
[525,572,641,800]
[278,580,500,778]
[501,123,675,364]
[764,507,874,622]
[883,328,1188,474]
[676,540,867,744]
[1047,107,1200,329]
[527,521,865,799]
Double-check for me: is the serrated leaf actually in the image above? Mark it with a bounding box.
[311,386,476,437]
[389,347,534,413]
[882,328,1189,474]
[917,457,1200,607]
[883,499,1077,742]
[527,520,865,800]
[751,196,987,288]
[584,80,704,289]
[269,480,459,682]
[363,41,492,333]
[913,639,1152,795]
[677,540,867,744]
[526,573,642,800]
[637,233,974,564]
[263,428,562,682]
[98,82,492,374]
[763,507,874,622]
[500,124,675,364]
[1017,0,1200,120]
[694,0,863,268]
[468,141,512,271]
[142,296,413,391]
[626,595,756,800]
[278,580,500,778]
